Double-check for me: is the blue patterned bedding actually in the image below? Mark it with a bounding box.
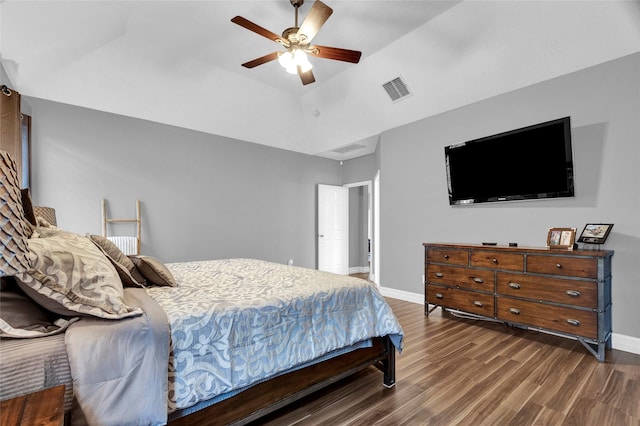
[145,258,404,413]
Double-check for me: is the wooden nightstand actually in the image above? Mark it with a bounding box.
[0,385,65,426]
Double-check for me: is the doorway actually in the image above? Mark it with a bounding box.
[317,180,376,284]
[344,181,372,282]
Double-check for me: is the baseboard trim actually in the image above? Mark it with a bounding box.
[612,333,640,355]
[379,287,640,356]
[349,266,370,274]
[379,287,423,305]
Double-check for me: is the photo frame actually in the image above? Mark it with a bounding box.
[577,223,614,244]
[547,227,576,250]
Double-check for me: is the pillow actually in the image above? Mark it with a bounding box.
[129,255,176,287]
[1,276,12,291]
[0,150,32,276]
[0,279,78,338]
[32,206,57,227]
[20,188,37,227]
[87,235,146,287]
[14,228,142,319]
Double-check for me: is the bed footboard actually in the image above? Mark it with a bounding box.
[168,335,396,426]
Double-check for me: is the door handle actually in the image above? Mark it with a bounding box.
[319,234,324,237]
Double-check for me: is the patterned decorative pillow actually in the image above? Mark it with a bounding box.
[0,150,32,276]
[88,235,146,287]
[14,228,142,319]
[129,255,176,287]
[20,188,37,227]
[0,279,78,338]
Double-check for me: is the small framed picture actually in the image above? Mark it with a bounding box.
[547,227,576,250]
[577,223,614,244]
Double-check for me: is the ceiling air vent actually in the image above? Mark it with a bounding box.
[382,76,411,102]
[332,143,366,154]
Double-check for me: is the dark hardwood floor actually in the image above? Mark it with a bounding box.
[253,297,640,425]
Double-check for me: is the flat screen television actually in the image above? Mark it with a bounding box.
[445,117,574,205]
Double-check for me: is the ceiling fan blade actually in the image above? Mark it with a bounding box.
[242,52,279,69]
[298,67,316,85]
[297,1,333,44]
[311,45,362,63]
[231,16,284,44]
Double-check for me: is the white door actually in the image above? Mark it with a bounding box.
[318,184,349,274]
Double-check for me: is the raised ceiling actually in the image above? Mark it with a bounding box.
[1,1,638,160]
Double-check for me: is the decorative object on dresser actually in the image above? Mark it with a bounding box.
[577,223,614,245]
[546,227,576,250]
[424,243,613,362]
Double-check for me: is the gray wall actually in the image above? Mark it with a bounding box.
[349,186,368,269]
[25,98,341,268]
[19,53,639,341]
[341,154,376,184]
[378,53,640,338]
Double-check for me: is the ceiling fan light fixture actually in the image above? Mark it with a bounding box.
[278,48,313,74]
[232,0,360,85]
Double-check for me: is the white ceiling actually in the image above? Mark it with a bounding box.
[1,1,639,161]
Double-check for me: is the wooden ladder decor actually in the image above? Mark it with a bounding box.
[101,199,141,255]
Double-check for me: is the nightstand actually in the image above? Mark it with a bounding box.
[0,385,65,426]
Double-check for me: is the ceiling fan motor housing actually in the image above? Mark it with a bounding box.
[282,27,303,44]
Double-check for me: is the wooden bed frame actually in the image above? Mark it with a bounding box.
[168,336,396,425]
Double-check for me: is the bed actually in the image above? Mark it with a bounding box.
[0,152,404,426]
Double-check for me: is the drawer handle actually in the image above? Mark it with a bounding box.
[566,319,581,327]
[509,308,520,315]
[473,301,483,307]
[492,258,498,264]
[556,263,562,269]
[443,255,449,260]
[473,277,484,284]
[508,282,521,289]
[566,290,581,297]
[435,293,444,299]
[435,272,444,278]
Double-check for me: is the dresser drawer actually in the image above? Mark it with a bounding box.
[470,251,524,271]
[427,247,468,266]
[526,255,597,279]
[428,285,495,317]
[496,297,597,339]
[496,273,597,308]
[427,265,494,292]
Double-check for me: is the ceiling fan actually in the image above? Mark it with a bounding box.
[231,0,362,85]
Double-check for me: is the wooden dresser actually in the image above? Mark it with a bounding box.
[424,243,613,361]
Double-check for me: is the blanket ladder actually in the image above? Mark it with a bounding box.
[101,199,141,255]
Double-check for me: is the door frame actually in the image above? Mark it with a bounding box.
[344,180,374,283]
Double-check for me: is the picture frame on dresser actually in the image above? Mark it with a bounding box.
[577,223,614,244]
[547,227,576,250]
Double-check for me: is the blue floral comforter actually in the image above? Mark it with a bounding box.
[146,258,404,413]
